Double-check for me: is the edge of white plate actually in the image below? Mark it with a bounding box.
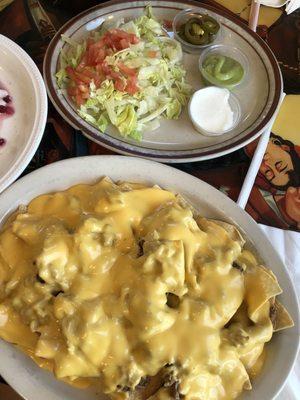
[0,35,48,193]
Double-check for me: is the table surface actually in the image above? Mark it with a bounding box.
[0,0,299,398]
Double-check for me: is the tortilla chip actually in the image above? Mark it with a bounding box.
[270,299,294,332]
[259,265,278,283]
[245,264,282,323]
[196,218,245,251]
[175,194,196,215]
[236,250,258,270]
[143,240,186,296]
[211,220,245,248]
[244,379,252,391]
[0,304,38,349]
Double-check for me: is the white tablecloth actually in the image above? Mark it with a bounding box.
[259,224,300,399]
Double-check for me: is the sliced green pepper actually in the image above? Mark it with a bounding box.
[177,14,220,46]
[184,18,209,45]
[202,15,220,35]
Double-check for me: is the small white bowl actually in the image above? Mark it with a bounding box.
[188,87,241,136]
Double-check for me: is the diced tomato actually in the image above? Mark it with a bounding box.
[147,50,157,58]
[118,29,138,44]
[81,91,90,99]
[78,53,89,68]
[67,85,77,97]
[66,67,88,85]
[110,70,122,80]
[78,84,89,93]
[129,33,139,44]
[118,62,137,76]
[125,82,138,95]
[95,49,106,63]
[130,74,137,84]
[125,75,138,95]
[93,74,103,87]
[79,67,94,79]
[66,28,141,106]
[101,29,139,51]
[113,29,130,39]
[93,38,105,48]
[87,37,95,47]
[114,78,126,92]
[66,66,77,80]
[103,34,114,48]
[102,61,111,75]
[95,63,103,74]
[87,44,106,65]
[75,93,84,105]
[75,71,91,84]
[87,45,97,65]
[119,38,130,49]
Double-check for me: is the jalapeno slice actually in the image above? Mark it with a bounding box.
[184,18,209,45]
[177,14,220,46]
[202,16,220,35]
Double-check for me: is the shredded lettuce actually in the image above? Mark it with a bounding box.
[56,6,192,140]
[96,113,109,132]
[117,105,137,136]
[166,99,182,119]
[55,68,68,88]
[60,35,86,68]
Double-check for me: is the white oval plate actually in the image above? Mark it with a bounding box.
[0,156,298,400]
[44,0,282,162]
[0,35,47,193]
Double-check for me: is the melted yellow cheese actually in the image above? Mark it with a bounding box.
[0,178,284,399]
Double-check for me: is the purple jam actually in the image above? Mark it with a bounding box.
[0,85,13,147]
[3,95,11,103]
[0,105,14,115]
[0,91,14,115]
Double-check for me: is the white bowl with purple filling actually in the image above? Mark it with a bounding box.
[0,35,47,193]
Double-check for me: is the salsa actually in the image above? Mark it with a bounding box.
[178,15,220,46]
[66,29,140,106]
[201,54,244,88]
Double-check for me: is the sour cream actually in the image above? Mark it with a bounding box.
[188,87,238,136]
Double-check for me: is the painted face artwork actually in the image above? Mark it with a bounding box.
[260,136,294,188]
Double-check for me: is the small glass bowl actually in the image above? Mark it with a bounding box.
[199,44,249,90]
[172,9,222,54]
[188,87,241,136]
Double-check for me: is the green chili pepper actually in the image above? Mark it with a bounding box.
[184,19,209,45]
[202,16,220,35]
[178,14,220,46]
